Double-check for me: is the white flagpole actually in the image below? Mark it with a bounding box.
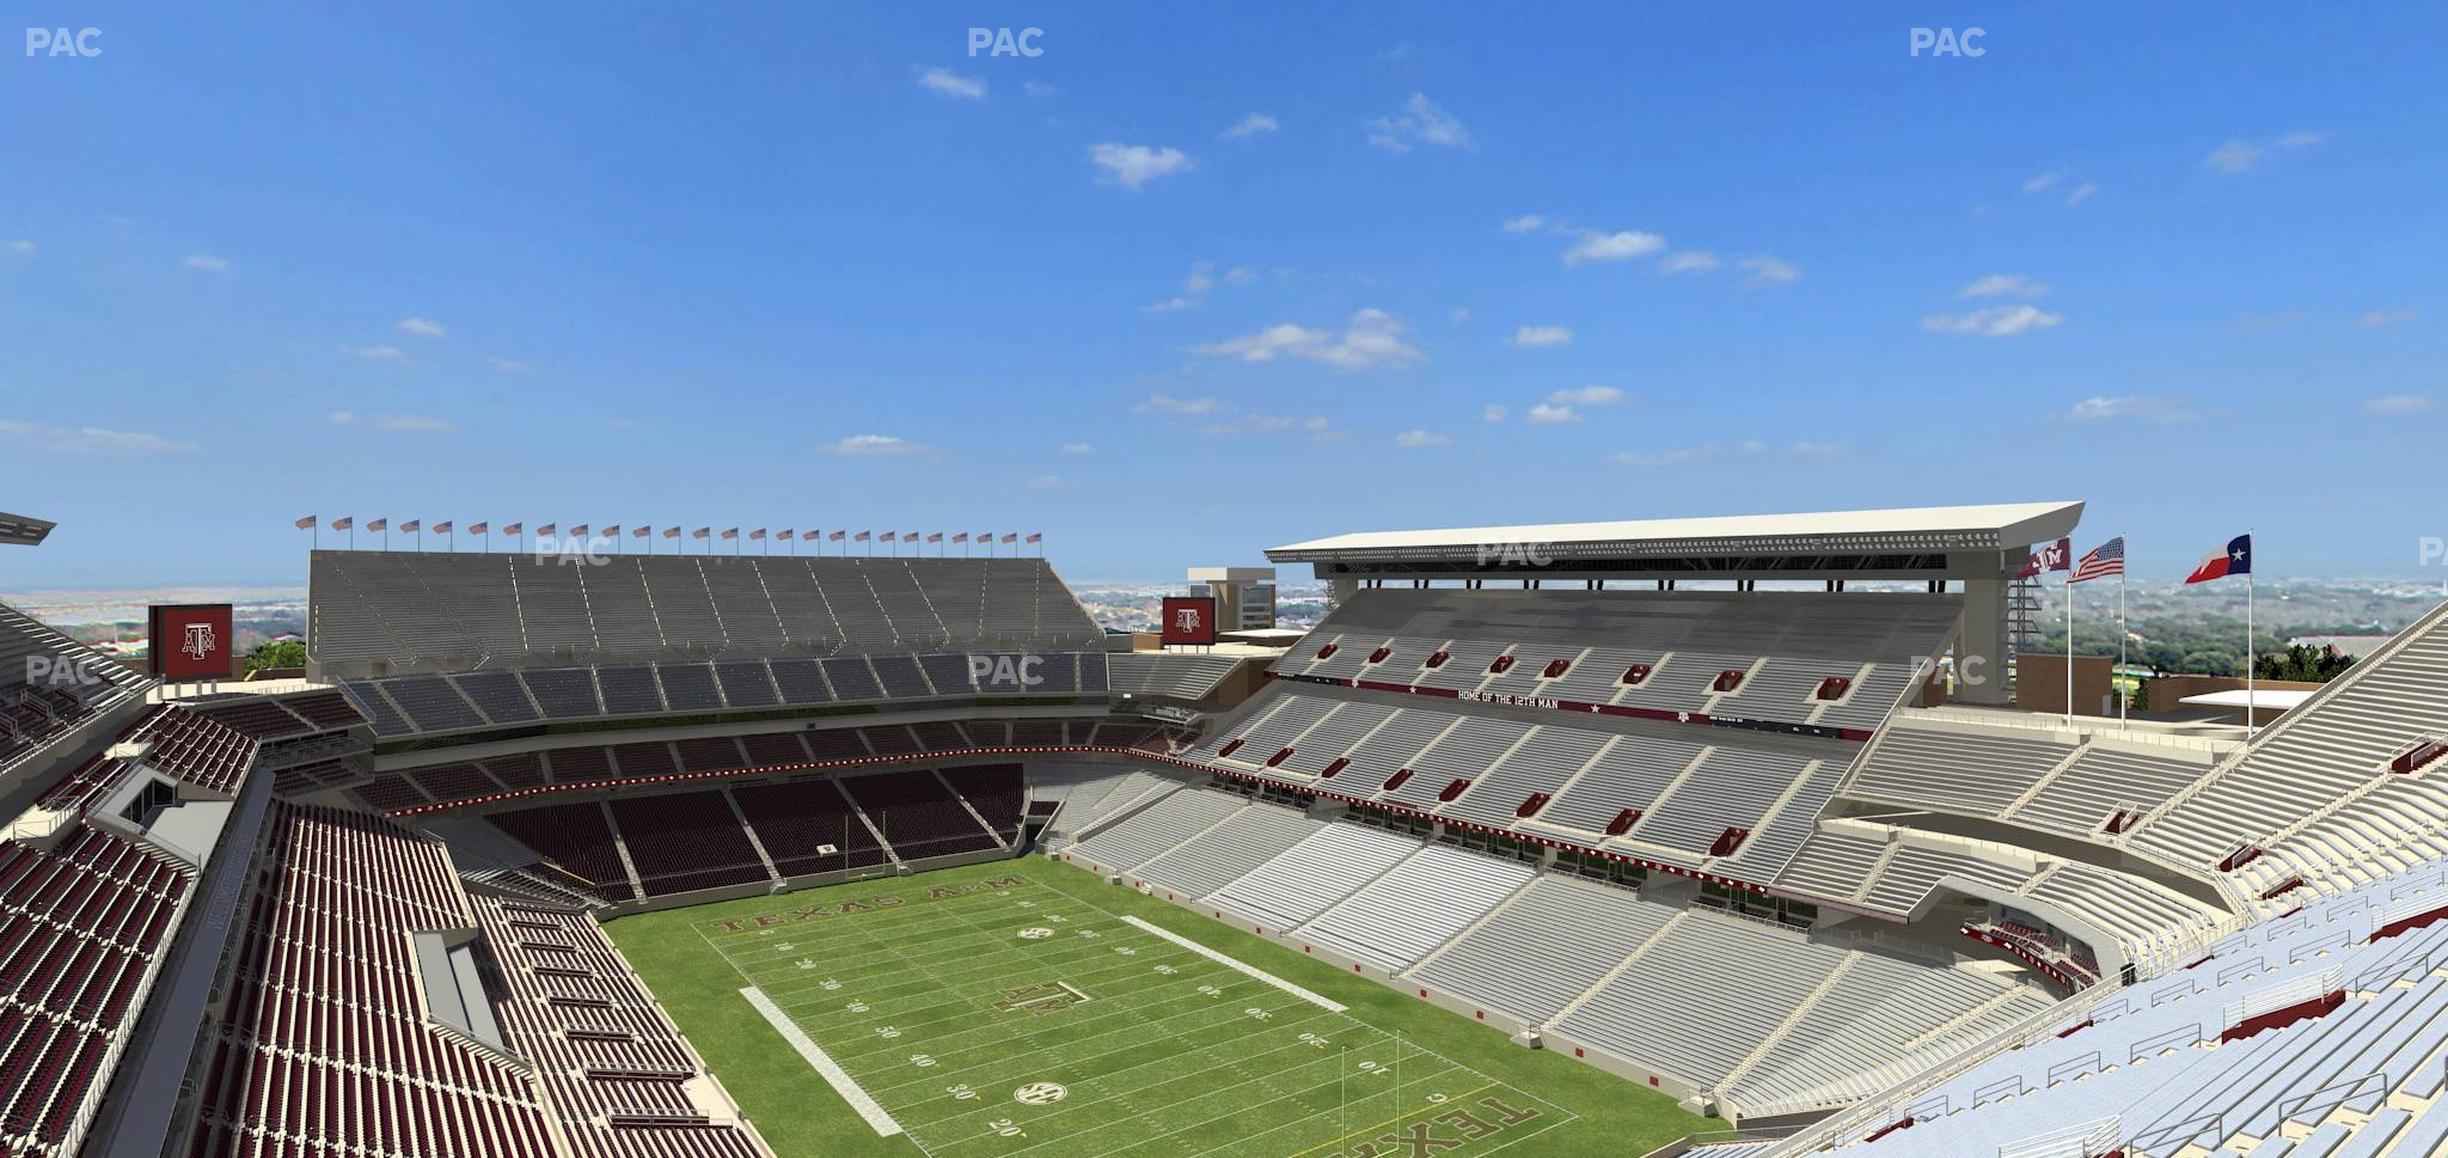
[2246,530,2257,737]
[2118,540,2129,724]
[2064,568,2075,724]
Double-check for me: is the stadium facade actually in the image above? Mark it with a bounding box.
[4,500,2447,1157]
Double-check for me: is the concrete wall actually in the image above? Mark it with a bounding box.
[2014,654,2116,717]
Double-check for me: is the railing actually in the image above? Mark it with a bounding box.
[1995,1116,2119,1158]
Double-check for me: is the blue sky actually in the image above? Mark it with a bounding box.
[2,3,2442,586]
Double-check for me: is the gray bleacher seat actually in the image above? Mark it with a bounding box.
[1437,725,1613,827]
[1069,788,1248,872]
[1207,822,1422,929]
[1132,802,1326,898]
[594,665,666,716]
[1295,843,1536,970]
[712,660,779,707]
[307,551,1105,674]
[1537,733,1707,833]
[767,658,833,704]
[450,670,538,724]
[654,662,724,711]
[518,666,602,719]
[1407,875,1675,1022]
[380,674,486,732]
[819,656,884,701]
[1843,725,2076,817]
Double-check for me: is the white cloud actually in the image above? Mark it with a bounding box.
[2358,308,2418,328]
[2364,394,2432,415]
[1368,93,1472,153]
[1089,143,1193,190]
[2203,140,2264,174]
[2021,172,2063,193]
[1658,250,1722,275]
[1525,403,1580,425]
[397,316,448,338]
[2068,395,2190,423]
[1193,308,1423,370]
[1136,394,1223,416]
[485,356,531,372]
[1021,80,1056,98]
[823,433,927,456]
[1511,324,1573,348]
[1449,307,1471,324]
[1027,474,1063,490]
[342,344,408,361]
[1546,385,1625,408]
[4,240,33,256]
[1737,256,1802,288]
[1394,428,1453,448]
[2205,131,2326,175]
[1791,440,1846,457]
[0,419,195,456]
[1144,260,1249,312]
[2064,182,2098,206]
[1501,215,1546,234]
[1921,304,2063,337]
[1224,112,1278,139]
[916,67,986,100]
[1481,404,1507,423]
[184,254,229,273]
[1060,441,1094,454]
[328,410,453,433]
[1561,229,1667,266]
[1612,445,1717,467]
[1959,274,2051,299]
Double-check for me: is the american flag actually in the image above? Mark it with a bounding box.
[2070,536,2126,584]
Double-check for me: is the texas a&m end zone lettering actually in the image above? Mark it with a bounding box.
[149,603,234,680]
[1161,596,1218,646]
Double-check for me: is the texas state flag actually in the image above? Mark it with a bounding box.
[2184,534,2253,584]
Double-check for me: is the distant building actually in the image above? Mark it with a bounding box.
[2287,634,2396,660]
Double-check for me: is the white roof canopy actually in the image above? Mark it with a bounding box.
[1268,501,2085,563]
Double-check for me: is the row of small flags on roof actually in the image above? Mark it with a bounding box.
[293,516,1041,553]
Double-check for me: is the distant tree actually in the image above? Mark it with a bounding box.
[246,640,307,674]
[2254,643,2355,683]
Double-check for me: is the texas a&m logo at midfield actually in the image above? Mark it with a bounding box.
[148,603,235,680]
[1161,596,1218,646]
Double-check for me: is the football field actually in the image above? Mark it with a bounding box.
[607,858,1700,1158]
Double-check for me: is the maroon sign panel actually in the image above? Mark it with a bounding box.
[150,603,235,680]
[1160,596,1218,646]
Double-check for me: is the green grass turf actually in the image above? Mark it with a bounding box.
[606,856,1705,1158]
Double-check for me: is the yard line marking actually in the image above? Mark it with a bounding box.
[741,985,904,1138]
[1120,915,1347,1012]
[1284,1081,1501,1158]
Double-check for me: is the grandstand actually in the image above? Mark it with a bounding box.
[9,499,2448,1157]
